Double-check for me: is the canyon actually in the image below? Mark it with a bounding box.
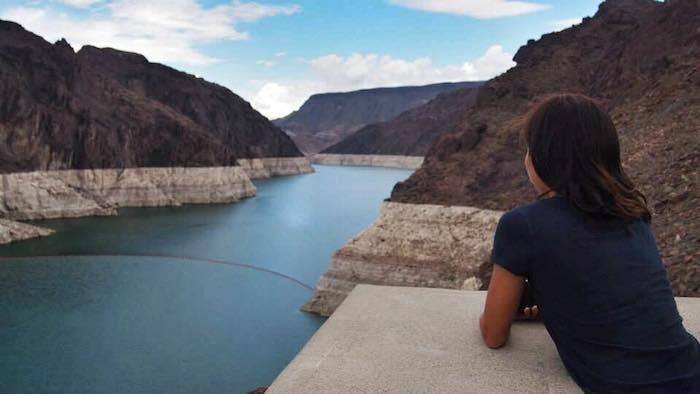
[305,0,700,315]
[0,19,312,243]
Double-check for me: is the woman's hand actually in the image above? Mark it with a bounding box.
[515,305,540,321]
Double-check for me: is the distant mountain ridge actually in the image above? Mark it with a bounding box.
[274,82,482,153]
[0,19,302,173]
[320,82,483,156]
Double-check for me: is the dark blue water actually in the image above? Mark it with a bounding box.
[0,165,412,393]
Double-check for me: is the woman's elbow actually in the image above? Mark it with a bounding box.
[479,315,508,349]
[482,332,508,349]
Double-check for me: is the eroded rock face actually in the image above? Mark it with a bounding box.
[311,154,424,170]
[0,219,54,244]
[236,158,314,179]
[390,0,700,296]
[0,20,303,173]
[303,202,502,316]
[0,167,256,220]
[0,20,314,223]
[320,84,482,156]
[275,82,482,154]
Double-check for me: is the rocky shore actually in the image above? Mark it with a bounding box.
[311,154,423,170]
[236,157,314,179]
[0,166,257,221]
[0,159,315,243]
[0,219,54,245]
[303,202,502,316]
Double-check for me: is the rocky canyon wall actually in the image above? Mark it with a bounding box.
[311,154,424,170]
[303,202,503,316]
[275,82,481,154]
[306,0,700,313]
[0,166,257,221]
[236,157,314,179]
[390,0,700,297]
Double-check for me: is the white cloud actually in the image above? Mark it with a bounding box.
[461,45,515,80]
[388,0,549,19]
[251,45,515,119]
[230,1,299,22]
[274,51,287,57]
[251,82,305,119]
[58,0,103,7]
[550,17,582,31]
[1,0,300,65]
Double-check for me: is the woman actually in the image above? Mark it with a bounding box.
[480,94,700,393]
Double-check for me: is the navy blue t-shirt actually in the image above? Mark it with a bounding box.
[492,197,700,393]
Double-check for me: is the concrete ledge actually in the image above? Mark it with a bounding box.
[270,285,700,393]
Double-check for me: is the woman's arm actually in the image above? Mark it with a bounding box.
[479,264,537,348]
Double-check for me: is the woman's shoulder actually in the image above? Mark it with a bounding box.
[505,196,569,220]
[500,197,585,238]
[505,197,651,236]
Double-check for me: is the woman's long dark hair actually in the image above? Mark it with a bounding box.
[523,94,651,222]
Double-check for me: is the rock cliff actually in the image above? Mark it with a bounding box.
[236,157,314,179]
[320,84,482,156]
[390,0,700,297]
[311,154,423,170]
[306,0,700,315]
[303,202,502,316]
[0,167,256,220]
[274,82,482,153]
[0,20,312,223]
[0,19,304,172]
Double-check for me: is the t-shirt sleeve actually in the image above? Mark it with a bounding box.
[491,210,534,278]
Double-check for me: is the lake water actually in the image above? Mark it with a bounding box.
[0,165,412,394]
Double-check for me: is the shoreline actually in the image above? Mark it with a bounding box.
[0,157,313,244]
[303,201,503,316]
[311,154,424,170]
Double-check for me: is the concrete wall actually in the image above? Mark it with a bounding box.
[271,285,700,393]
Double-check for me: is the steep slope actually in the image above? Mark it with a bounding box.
[274,82,482,153]
[78,46,302,160]
[305,0,700,315]
[0,19,303,173]
[0,20,311,223]
[391,0,700,295]
[320,83,482,156]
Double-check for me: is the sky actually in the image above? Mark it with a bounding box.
[0,0,603,119]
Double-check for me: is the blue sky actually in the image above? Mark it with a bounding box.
[0,0,602,118]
